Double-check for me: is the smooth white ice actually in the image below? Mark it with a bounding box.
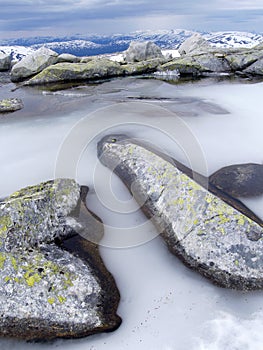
[0,79,263,349]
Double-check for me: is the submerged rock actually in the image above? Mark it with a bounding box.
[210,163,263,197]
[124,41,164,63]
[98,135,263,290]
[0,98,23,113]
[11,47,58,82]
[0,179,121,340]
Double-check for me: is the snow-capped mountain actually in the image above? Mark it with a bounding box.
[0,45,36,62]
[0,30,262,62]
[33,40,102,56]
[204,31,263,48]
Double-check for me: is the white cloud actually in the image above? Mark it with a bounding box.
[0,0,262,38]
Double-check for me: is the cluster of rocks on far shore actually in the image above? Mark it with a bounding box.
[1,34,263,86]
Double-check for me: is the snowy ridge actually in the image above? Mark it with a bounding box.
[33,39,101,54]
[0,30,262,62]
[204,31,263,48]
[0,45,36,62]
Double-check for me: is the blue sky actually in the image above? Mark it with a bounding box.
[0,0,263,39]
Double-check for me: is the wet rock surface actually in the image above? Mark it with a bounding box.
[210,163,263,197]
[0,179,121,340]
[98,135,263,290]
[0,98,24,113]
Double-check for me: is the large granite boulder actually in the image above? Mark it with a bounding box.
[178,33,212,55]
[0,53,11,71]
[0,98,23,113]
[25,59,124,85]
[98,135,263,291]
[10,47,58,82]
[124,41,164,63]
[0,179,121,340]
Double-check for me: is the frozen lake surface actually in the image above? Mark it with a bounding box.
[0,75,263,349]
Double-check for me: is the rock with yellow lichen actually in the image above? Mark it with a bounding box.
[0,98,23,113]
[98,135,263,290]
[0,179,121,340]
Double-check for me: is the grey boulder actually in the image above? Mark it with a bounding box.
[98,135,263,291]
[10,47,59,82]
[0,178,121,340]
[0,98,24,113]
[178,33,212,55]
[0,53,11,71]
[124,41,164,63]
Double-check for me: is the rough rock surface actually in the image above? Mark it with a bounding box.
[25,58,163,85]
[125,41,164,63]
[0,98,24,113]
[178,33,212,55]
[210,163,263,198]
[10,47,58,82]
[0,179,121,340]
[243,57,263,75]
[98,135,263,290]
[160,35,263,77]
[0,53,11,71]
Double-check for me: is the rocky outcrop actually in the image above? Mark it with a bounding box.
[98,135,263,291]
[159,34,263,77]
[0,53,11,71]
[0,98,23,113]
[124,41,164,63]
[210,163,263,197]
[10,47,59,82]
[0,179,121,340]
[25,57,164,85]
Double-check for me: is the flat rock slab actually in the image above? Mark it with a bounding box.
[98,135,263,290]
[0,98,23,113]
[0,179,121,340]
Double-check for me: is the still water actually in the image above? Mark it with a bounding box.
[0,75,263,349]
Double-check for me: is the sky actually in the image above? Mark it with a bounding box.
[0,0,263,39]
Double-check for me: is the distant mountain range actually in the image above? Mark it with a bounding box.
[0,29,262,62]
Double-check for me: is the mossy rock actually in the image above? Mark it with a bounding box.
[0,179,121,340]
[0,98,23,113]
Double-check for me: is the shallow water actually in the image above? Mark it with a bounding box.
[0,75,263,349]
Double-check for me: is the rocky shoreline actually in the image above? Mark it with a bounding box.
[1,33,262,86]
[0,34,262,113]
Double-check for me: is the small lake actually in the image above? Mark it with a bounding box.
[1,74,263,350]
